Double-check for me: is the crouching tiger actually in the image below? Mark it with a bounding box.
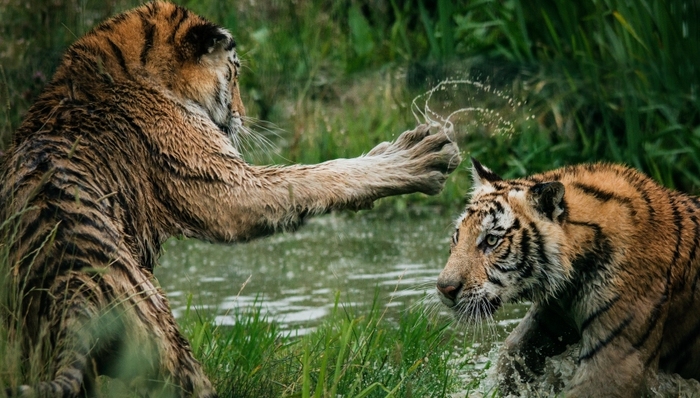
[0,1,461,397]
[437,158,700,397]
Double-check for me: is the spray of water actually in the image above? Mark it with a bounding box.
[409,78,538,144]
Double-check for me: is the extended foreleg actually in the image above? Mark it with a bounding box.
[165,124,461,242]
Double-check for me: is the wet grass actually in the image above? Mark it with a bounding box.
[113,292,479,398]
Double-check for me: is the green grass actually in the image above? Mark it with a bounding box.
[454,0,700,189]
[164,292,476,398]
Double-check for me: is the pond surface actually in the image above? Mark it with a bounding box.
[155,211,524,337]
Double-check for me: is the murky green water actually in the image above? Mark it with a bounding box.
[155,212,523,337]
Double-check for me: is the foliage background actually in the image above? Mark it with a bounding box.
[2,0,699,203]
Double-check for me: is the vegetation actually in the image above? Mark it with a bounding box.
[1,0,699,396]
[2,1,699,195]
[177,292,481,398]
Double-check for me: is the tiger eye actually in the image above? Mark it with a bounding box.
[486,235,499,246]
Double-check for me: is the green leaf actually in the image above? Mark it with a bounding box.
[612,10,648,51]
[348,5,375,57]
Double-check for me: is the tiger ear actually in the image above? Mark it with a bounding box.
[530,182,566,221]
[470,158,503,189]
[183,23,234,59]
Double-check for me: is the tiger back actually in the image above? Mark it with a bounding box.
[437,158,700,397]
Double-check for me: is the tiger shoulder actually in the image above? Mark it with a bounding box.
[438,159,700,397]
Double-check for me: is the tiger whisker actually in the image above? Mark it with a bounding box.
[229,117,289,164]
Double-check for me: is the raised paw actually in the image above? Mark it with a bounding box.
[393,123,432,151]
[406,124,461,193]
[367,123,461,196]
[366,124,432,156]
[411,129,461,171]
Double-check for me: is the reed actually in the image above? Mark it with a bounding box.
[458,0,700,189]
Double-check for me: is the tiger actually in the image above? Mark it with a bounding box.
[437,158,700,397]
[0,2,461,397]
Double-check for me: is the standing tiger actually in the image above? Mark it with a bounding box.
[0,1,461,397]
[437,158,700,397]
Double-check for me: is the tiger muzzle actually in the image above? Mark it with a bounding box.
[436,279,463,307]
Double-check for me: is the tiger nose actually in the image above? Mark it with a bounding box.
[436,280,463,302]
[233,111,244,126]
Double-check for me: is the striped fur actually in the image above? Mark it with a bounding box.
[437,158,700,397]
[0,2,460,397]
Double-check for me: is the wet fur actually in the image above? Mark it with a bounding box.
[438,159,700,397]
[0,2,460,397]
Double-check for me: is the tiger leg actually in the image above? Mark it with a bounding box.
[566,341,652,398]
[9,273,108,398]
[121,286,216,398]
[75,290,215,397]
[152,313,216,397]
[497,303,578,395]
[565,295,669,397]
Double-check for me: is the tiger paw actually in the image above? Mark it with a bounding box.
[367,123,461,196]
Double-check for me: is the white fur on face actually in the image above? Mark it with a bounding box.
[198,29,242,138]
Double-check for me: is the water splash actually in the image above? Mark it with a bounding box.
[463,342,700,397]
[410,79,534,140]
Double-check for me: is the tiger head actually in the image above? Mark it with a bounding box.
[50,1,245,139]
[437,159,573,321]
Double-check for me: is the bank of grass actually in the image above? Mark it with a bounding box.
[179,292,479,398]
[86,292,483,397]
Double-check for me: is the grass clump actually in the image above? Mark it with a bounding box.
[182,297,287,398]
[181,292,474,398]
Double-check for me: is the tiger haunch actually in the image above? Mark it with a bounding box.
[438,158,700,397]
[0,2,461,397]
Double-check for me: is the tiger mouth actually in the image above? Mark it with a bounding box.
[216,116,243,141]
[451,295,503,320]
[216,122,233,138]
[487,296,502,312]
